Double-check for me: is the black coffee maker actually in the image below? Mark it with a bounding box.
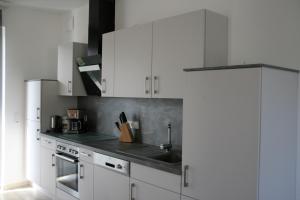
[50,115,62,132]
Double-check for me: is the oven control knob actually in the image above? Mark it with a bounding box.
[75,151,78,155]
[69,149,72,152]
[57,145,60,149]
[117,164,122,169]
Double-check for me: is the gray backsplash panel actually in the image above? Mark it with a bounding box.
[78,97,183,149]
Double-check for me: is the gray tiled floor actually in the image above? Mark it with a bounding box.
[0,187,51,200]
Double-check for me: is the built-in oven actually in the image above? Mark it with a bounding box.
[55,142,80,199]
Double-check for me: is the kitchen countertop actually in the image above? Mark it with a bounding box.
[41,132,182,175]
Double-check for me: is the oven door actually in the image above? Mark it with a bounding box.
[56,152,79,198]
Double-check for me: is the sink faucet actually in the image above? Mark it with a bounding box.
[160,123,172,152]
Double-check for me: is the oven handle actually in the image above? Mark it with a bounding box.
[55,153,78,163]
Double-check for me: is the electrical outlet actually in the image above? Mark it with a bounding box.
[128,121,139,129]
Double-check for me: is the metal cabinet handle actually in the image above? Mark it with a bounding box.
[80,152,91,157]
[183,165,189,187]
[36,108,40,120]
[145,77,150,94]
[36,129,40,141]
[79,164,84,179]
[130,183,135,200]
[67,81,72,93]
[102,78,107,94]
[52,154,55,167]
[154,76,159,94]
[55,153,78,163]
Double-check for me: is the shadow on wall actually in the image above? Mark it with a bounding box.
[78,96,183,148]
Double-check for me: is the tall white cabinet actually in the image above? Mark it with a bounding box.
[182,65,298,200]
[25,80,77,185]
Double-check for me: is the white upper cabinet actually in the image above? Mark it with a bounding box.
[101,32,115,97]
[102,9,228,99]
[114,23,153,98]
[26,81,41,121]
[152,10,228,98]
[58,42,87,96]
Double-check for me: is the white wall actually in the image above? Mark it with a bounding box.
[2,6,64,185]
[115,0,300,70]
[60,4,89,43]
[72,3,89,43]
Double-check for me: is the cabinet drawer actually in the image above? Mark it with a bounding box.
[130,163,181,193]
[79,148,94,163]
[40,136,56,150]
[130,178,181,200]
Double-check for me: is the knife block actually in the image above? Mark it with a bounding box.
[119,123,133,143]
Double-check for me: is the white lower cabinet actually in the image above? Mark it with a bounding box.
[130,179,180,200]
[40,146,56,196]
[40,137,56,197]
[79,160,94,200]
[93,165,129,200]
[181,196,195,200]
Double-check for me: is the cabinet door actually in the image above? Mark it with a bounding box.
[94,165,129,200]
[26,120,41,185]
[102,32,115,97]
[182,69,261,200]
[79,161,94,200]
[152,11,205,98]
[40,147,55,196]
[130,179,180,200]
[26,81,41,121]
[58,43,73,96]
[114,23,152,98]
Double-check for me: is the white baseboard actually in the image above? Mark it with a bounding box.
[2,180,31,190]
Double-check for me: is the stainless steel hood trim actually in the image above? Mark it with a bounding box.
[78,65,100,72]
[86,71,102,90]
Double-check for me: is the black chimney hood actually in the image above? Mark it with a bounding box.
[77,0,115,96]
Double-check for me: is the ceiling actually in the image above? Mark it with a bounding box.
[0,0,88,11]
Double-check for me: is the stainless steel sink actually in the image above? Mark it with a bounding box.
[148,150,182,165]
[116,145,182,165]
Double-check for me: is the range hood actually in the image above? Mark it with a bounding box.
[77,0,115,96]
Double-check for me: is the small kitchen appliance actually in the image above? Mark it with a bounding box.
[62,117,86,134]
[50,115,62,132]
[67,109,84,119]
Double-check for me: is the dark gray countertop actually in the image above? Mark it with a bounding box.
[41,132,182,175]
